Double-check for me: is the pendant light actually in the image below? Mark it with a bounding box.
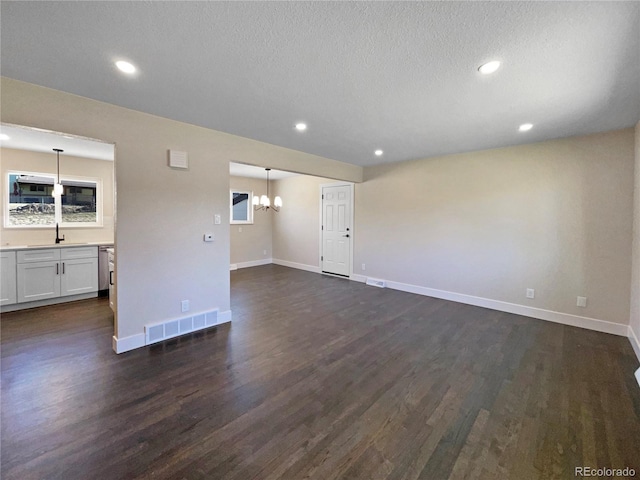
[252,168,282,212]
[52,148,64,197]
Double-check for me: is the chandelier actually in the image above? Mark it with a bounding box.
[253,168,282,212]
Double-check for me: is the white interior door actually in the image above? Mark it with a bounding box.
[322,184,352,277]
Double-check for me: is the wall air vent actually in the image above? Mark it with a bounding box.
[365,278,386,288]
[145,309,220,345]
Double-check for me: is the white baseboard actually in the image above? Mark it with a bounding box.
[350,274,367,283]
[359,277,628,337]
[272,258,321,274]
[112,333,146,354]
[233,258,272,270]
[629,325,640,363]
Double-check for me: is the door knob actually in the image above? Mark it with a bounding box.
[342,234,350,238]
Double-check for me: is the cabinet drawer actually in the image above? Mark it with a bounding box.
[17,249,60,263]
[61,246,98,260]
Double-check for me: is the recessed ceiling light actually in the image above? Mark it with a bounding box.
[295,123,307,131]
[0,134,10,141]
[478,60,501,75]
[519,123,533,132]
[374,149,383,156]
[115,60,136,74]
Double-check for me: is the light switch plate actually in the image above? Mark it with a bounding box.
[214,214,221,225]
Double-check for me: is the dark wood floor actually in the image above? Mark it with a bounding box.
[2,264,639,480]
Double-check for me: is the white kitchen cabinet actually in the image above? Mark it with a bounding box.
[15,246,98,304]
[17,260,61,303]
[107,248,115,312]
[0,251,17,305]
[60,257,98,296]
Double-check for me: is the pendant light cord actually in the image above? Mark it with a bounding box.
[53,148,63,185]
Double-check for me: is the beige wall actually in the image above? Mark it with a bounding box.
[272,174,334,268]
[229,175,272,265]
[631,121,640,343]
[355,129,635,325]
[1,147,114,246]
[1,78,361,342]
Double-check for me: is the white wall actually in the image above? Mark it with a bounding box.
[630,121,640,358]
[272,174,333,269]
[230,175,272,265]
[0,147,114,246]
[1,78,362,348]
[355,129,635,326]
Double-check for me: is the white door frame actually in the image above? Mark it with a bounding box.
[319,182,354,278]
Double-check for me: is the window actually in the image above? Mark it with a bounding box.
[6,171,102,228]
[230,190,253,224]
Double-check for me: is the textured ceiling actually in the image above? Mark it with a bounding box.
[1,1,639,167]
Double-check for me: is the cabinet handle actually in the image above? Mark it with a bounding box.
[62,262,65,274]
[109,271,114,286]
[56,263,59,275]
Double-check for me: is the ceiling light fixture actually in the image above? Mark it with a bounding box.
[115,60,136,74]
[478,60,501,75]
[252,168,282,212]
[374,149,383,156]
[295,123,307,132]
[0,134,10,141]
[52,148,64,197]
[519,123,533,132]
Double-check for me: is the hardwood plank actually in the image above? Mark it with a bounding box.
[1,265,639,479]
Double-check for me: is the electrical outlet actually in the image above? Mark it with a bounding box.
[362,263,366,271]
[181,300,189,313]
[203,233,214,242]
[526,288,535,299]
[577,296,587,307]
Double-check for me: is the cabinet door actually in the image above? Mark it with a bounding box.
[17,261,60,303]
[1,251,17,305]
[60,258,98,297]
[108,260,115,312]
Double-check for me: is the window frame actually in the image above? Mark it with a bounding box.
[230,189,254,225]
[5,170,104,229]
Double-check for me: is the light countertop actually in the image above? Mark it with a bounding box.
[1,241,114,251]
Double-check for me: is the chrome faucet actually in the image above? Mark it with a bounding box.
[55,223,65,244]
